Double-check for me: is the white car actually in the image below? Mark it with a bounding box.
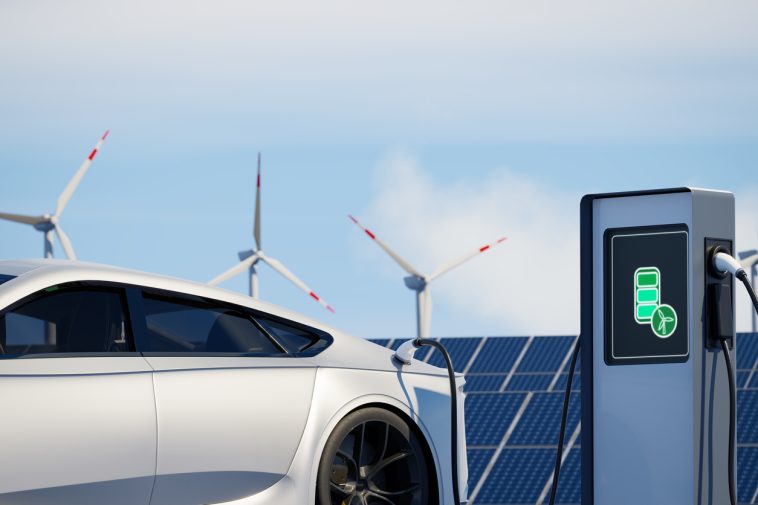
[0,259,467,505]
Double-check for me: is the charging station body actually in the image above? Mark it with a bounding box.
[580,188,735,505]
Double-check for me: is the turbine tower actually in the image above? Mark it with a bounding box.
[209,153,335,313]
[348,214,507,338]
[0,130,110,260]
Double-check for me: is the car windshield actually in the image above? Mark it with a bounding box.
[0,274,16,286]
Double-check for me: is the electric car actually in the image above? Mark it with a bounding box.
[0,259,467,505]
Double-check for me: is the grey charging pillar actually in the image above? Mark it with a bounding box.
[580,188,735,505]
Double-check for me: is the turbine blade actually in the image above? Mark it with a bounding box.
[254,152,262,250]
[54,225,76,260]
[348,214,423,278]
[428,236,508,282]
[0,212,46,226]
[56,129,109,216]
[259,255,335,313]
[209,253,258,286]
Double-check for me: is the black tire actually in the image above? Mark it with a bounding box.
[316,407,431,505]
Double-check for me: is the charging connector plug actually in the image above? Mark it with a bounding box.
[393,339,421,365]
[713,250,746,279]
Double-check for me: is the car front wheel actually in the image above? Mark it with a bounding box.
[316,407,431,505]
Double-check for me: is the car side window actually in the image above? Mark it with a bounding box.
[0,286,132,357]
[141,293,283,355]
[257,317,329,355]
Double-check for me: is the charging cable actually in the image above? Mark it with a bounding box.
[394,338,462,505]
[396,335,582,505]
[712,250,758,505]
[548,336,580,505]
[396,334,582,505]
[721,337,737,505]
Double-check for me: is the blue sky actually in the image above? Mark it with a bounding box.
[1,1,758,337]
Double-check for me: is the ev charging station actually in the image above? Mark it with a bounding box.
[580,188,736,505]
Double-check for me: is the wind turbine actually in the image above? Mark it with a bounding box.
[348,214,507,338]
[209,153,335,313]
[0,130,110,260]
[739,248,758,332]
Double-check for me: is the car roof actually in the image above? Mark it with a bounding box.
[0,258,329,331]
[0,259,49,277]
[0,259,450,377]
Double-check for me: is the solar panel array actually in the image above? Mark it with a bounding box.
[371,332,758,505]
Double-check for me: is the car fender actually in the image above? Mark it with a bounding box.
[303,367,453,505]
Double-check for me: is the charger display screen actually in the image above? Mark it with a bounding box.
[604,224,689,365]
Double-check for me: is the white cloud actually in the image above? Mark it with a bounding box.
[360,155,758,336]
[5,0,757,60]
[362,152,581,335]
[2,0,758,145]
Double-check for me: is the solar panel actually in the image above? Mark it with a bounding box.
[465,393,528,447]
[426,337,482,372]
[738,447,758,504]
[465,375,507,393]
[555,449,581,505]
[508,392,580,447]
[370,339,390,349]
[468,337,528,374]
[748,373,758,389]
[368,332,758,504]
[738,390,758,444]
[553,373,581,392]
[467,448,495,494]
[517,336,574,373]
[474,448,554,504]
[738,371,750,389]
[506,374,554,392]
[737,332,758,369]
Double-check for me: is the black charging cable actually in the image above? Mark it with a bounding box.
[548,336,580,505]
[720,336,737,505]
[414,338,462,505]
[728,268,758,505]
[711,252,758,505]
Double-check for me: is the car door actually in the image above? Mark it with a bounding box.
[134,288,319,505]
[0,283,156,505]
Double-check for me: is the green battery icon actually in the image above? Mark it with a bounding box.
[634,266,660,323]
